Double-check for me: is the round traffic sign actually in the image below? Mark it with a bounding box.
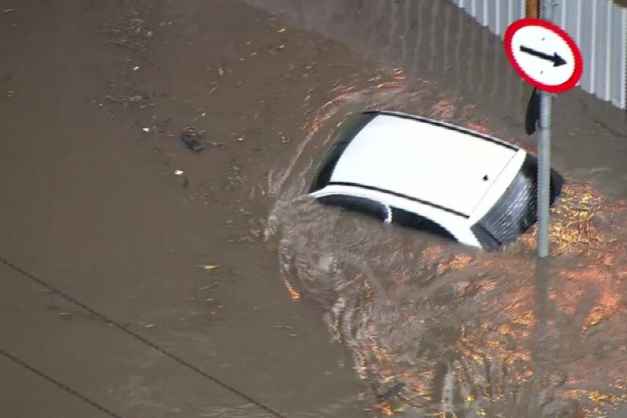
[504,18,583,93]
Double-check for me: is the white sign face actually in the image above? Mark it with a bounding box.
[511,26,575,86]
[504,19,583,93]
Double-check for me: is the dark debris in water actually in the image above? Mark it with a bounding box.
[376,382,406,402]
[179,127,207,153]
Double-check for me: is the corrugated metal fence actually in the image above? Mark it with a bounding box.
[452,0,627,109]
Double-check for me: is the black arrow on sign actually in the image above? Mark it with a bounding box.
[520,45,567,67]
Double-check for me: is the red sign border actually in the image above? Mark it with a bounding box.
[504,18,583,94]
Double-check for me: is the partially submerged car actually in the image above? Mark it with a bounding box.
[309,111,563,250]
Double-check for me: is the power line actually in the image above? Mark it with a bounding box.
[0,256,287,418]
[0,348,126,418]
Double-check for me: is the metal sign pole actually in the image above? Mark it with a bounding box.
[506,4,582,256]
[538,92,551,257]
[537,0,553,258]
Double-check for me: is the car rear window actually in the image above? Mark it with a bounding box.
[471,154,564,250]
[309,112,377,193]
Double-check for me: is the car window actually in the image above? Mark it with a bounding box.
[390,207,456,241]
[317,195,389,222]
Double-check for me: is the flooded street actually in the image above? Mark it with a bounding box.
[1,0,626,417]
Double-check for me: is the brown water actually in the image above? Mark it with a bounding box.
[1,0,627,417]
[1,1,369,417]
[265,83,627,417]
[253,1,627,417]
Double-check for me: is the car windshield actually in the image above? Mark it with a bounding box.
[309,112,377,193]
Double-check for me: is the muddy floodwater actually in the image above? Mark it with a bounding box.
[256,1,627,417]
[267,87,627,416]
[1,0,627,418]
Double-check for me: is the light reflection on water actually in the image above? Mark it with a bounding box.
[264,76,627,417]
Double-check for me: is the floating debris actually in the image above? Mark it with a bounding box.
[283,278,301,301]
[377,382,406,402]
[272,324,295,330]
[200,264,219,271]
[179,127,207,152]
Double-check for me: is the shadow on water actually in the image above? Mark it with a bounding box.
[242,1,627,417]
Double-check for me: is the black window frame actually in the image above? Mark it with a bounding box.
[363,110,519,151]
[316,194,390,222]
[389,206,457,242]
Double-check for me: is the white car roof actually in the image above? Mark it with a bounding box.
[328,112,521,217]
